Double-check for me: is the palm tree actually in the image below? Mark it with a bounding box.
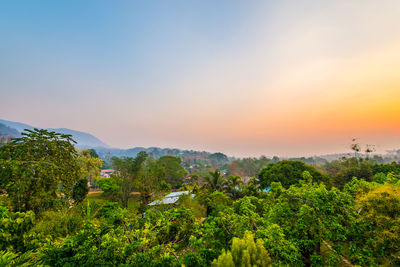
[223,175,243,199]
[203,170,225,192]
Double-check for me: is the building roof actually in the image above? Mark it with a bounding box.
[148,191,194,206]
[101,169,114,173]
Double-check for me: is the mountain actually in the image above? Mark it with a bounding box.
[0,119,108,148]
[0,119,35,132]
[0,122,21,137]
[47,128,109,148]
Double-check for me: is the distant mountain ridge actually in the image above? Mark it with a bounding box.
[0,122,21,138]
[2,119,398,164]
[0,119,109,148]
[0,119,230,163]
[47,128,109,148]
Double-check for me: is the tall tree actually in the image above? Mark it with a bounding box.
[0,129,80,212]
[204,170,225,192]
[157,155,187,188]
[77,149,103,187]
[258,160,329,189]
[355,184,400,265]
[139,156,170,205]
[223,175,243,199]
[112,151,148,208]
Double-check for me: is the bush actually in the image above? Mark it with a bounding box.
[98,177,120,198]
[72,178,89,203]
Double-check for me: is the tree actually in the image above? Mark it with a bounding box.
[212,232,272,267]
[223,175,243,199]
[257,160,329,189]
[98,177,120,199]
[0,202,36,252]
[351,139,361,158]
[324,158,373,189]
[72,178,89,203]
[204,170,225,192]
[0,129,80,212]
[355,184,400,265]
[227,157,272,177]
[158,155,187,188]
[112,152,148,208]
[209,153,229,166]
[265,181,358,266]
[77,149,103,187]
[139,156,171,206]
[88,148,99,158]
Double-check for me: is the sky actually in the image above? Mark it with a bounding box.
[1,0,400,157]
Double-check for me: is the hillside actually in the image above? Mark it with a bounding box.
[47,128,109,148]
[0,122,21,137]
[0,119,108,148]
[0,119,233,170]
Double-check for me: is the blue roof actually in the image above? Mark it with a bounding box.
[262,187,271,193]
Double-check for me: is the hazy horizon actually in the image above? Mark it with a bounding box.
[1,1,400,157]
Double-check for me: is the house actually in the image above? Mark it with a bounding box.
[100,169,114,178]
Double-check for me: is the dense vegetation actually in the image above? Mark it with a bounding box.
[1,129,400,266]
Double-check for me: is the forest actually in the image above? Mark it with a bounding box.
[1,129,400,266]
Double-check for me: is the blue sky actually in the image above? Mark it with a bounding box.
[1,1,400,156]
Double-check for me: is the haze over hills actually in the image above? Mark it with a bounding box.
[0,119,108,148]
[1,118,399,163]
[0,122,21,138]
[0,119,222,160]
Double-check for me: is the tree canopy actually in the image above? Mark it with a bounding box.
[1,135,400,266]
[0,129,80,212]
[257,160,329,189]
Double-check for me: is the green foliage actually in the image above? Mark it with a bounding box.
[258,160,329,189]
[0,129,80,212]
[211,250,234,267]
[94,201,128,225]
[212,231,271,267]
[72,178,89,203]
[204,191,231,216]
[39,221,128,266]
[343,177,379,197]
[178,194,206,218]
[88,149,99,158]
[1,143,400,267]
[0,250,16,266]
[223,175,243,199]
[158,155,187,188]
[25,209,84,250]
[98,177,120,198]
[227,156,272,177]
[372,161,400,175]
[323,157,373,189]
[264,180,358,265]
[374,172,387,183]
[182,252,207,267]
[203,170,225,192]
[355,184,400,265]
[0,203,35,252]
[208,152,229,166]
[112,152,148,207]
[255,223,302,265]
[77,149,103,187]
[0,250,43,266]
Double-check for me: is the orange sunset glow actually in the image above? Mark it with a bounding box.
[1,1,400,156]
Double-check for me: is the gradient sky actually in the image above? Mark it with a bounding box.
[1,1,400,157]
